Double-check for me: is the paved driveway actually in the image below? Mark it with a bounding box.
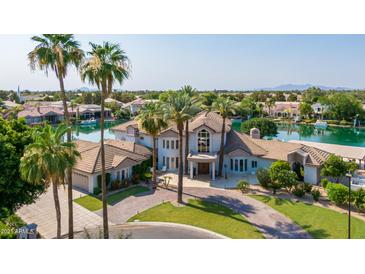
[74,222,227,239]
[17,187,103,239]
[107,187,310,239]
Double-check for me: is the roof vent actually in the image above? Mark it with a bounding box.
[250,128,260,139]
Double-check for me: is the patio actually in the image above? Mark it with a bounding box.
[157,172,258,189]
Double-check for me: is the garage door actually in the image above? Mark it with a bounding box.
[72,172,89,192]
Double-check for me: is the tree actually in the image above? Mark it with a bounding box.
[299,102,313,118]
[212,95,237,177]
[136,103,167,186]
[162,92,197,203]
[0,118,45,217]
[320,154,353,183]
[265,98,275,117]
[239,96,257,118]
[302,87,322,103]
[180,85,200,175]
[273,92,285,101]
[287,93,298,102]
[28,34,84,238]
[240,118,278,138]
[269,160,293,194]
[81,42,130,238]
[325,93,364,121]
[200,92,218,107]
[20,125,80,238]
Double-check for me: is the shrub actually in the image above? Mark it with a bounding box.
[237,180,249,193]
[256,168,271,188]
[110,179,122,190]
[352,188,365,210]
[4,214,26,229]
[292,185,306,198]
[93,187,101,196]
[121,179,130,188]
[97,173,112,189]
[321,178,330,189]
[303,182,313,193]
[311,189,320,201]
[240,118,278,138]
[326,182,348,205]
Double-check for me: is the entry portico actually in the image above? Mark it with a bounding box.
[187,152,217,180]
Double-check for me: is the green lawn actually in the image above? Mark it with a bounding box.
[128,199,263,239]
[250,195,365,239]
[74,185,150,211]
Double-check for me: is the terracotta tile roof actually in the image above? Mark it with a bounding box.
[225,130,267,156]
[74,139,151,174]
[300,145,330,166]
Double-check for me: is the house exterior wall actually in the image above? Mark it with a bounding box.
[304,165,320,184]
[225,156,273,175]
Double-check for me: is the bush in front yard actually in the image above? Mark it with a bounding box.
[237,180,249,193]
[93,187,101,196]
[311,189,320,201]
[326,182,348,205]
[321,178,330,189]
[303,182,313,193]
[352,188,365,210]
[110,179,122,190]
[292,185,306,198]
[256,168,271,188]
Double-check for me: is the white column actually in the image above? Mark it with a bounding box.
[190,161,194,179]
[212,161,215,181]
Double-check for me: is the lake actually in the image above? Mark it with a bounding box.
[75,120,365,148]
[232,122,365,147]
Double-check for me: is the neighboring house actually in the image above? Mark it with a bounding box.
[18,105,66,125]
[112,111,330,184]
[105,97,124,107]
[76,104,111,120]
[122,98,158,115]
[72,139,151,193]
[2,100,20,109]
[311,102,328,118]
[264,101,300,117]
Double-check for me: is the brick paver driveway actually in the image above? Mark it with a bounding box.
[17,187,103,239]
[107,186,310,239]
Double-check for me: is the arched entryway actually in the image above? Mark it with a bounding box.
[292,161,304,181]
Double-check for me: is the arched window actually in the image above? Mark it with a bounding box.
[198,129,210,152]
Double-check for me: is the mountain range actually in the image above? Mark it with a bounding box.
[257,84,351,91]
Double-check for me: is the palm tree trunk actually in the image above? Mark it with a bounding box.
[100,83,109,239]
[58,74,74,239]
[184,120,189,175]
[152,136,157,186]
[218,117,226,177]
[178,128,184,203]
[52,179,61,239]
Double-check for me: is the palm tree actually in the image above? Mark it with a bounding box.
[163,92,198,203]
[265,97,275,117]
[212,95,236,177]
[179,85,200,175]
[20,125,80,239]
[81,42,130,239]
[28,34,84,238]
[136,103,167,186]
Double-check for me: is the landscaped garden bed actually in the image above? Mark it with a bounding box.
[74,185,150,211]
[128,199,263,239]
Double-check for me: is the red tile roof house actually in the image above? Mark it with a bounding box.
[264,101,300,118]
[18,105,71,125]
[111,111,330,186]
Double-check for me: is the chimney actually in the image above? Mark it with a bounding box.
[250,128,260,139]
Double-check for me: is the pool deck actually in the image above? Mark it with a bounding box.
[289,140,365,164]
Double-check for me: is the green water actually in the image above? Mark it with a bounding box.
[72,120,123,142]
[232,122,365,147]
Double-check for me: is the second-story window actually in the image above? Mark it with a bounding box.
[198,129,210,153]
[171,140,174,149]
[176,140,179,149]
[166,140,170,149]
[163,140,165,148]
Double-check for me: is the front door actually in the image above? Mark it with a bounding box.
[198,162,210,174]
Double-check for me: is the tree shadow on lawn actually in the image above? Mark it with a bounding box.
[107,187,154,206]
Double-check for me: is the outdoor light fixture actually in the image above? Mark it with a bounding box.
[346,172,352,239]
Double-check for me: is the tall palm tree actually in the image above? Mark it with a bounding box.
[81,42,130,239]
[28,34,84,238]
[163,92,197,203]
[179,85,200,175]
[136,103,167,186]
[265,97,275,117]
[20,125,80,239]
[212,95,236,177]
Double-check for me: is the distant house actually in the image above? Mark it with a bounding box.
[105,98,124,107]
[72,139,151,193]
[122,98,158,115]
[112,111,330,184]
[311,102,328,118]
[2,100,20,109]
[18,105,66,125]
[76,104,112,120]
[264,101,300,117]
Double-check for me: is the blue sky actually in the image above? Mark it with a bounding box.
[1,34,365,91]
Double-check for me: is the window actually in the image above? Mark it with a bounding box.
[230,159,233,170]
[176,157,179,168]
[245,159,248,171]
[171,140,174,149]
[140,136,144,140]
[166,157,170,169]
[176,140,179,149]
[163,140,165,149]
[166,140,170,149]
[239,159,243,172]
[117,171,120,180]
[235,159,238,171]
[252,160,258,168]
[198,129,210,152]
[171,157,175,167]
[122,170,125,180]
[163,156,165,166]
